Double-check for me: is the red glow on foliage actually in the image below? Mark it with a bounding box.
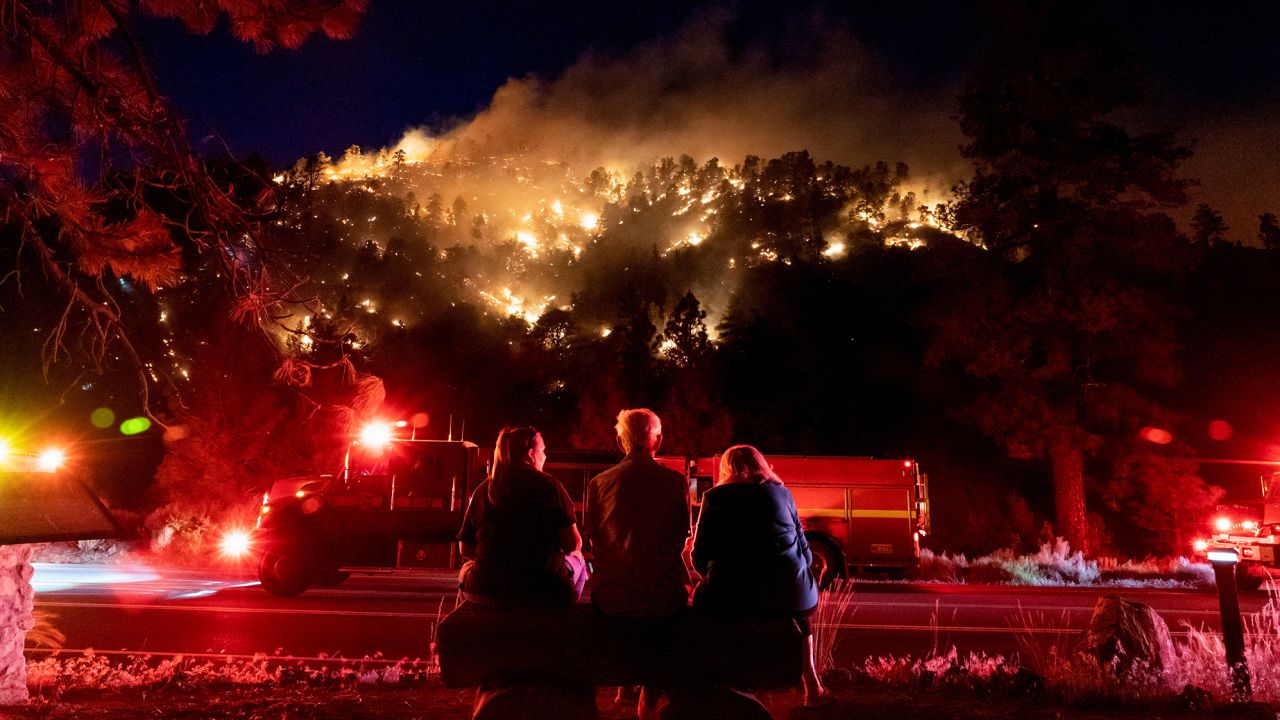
[1208,420,1234,441]
[1139,426,1173,445]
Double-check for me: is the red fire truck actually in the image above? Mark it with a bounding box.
[688,455,930,585]
[239,433,929,594]
[545,452,931,587]
[1193,471,1280,590]
[239,427,484,596]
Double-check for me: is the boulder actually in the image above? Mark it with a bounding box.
[0,545,34,705]
[1075,594,1178,685]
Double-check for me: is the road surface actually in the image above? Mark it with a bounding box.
[27,563,1265,667]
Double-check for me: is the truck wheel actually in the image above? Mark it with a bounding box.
[808,536,845,590]
[258,546,318,597]
[1236,566,1265,592]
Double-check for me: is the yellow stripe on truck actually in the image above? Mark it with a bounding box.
[800,509,913,519]
[851,509,912,519]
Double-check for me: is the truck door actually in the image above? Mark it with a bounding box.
[848,486,915,566]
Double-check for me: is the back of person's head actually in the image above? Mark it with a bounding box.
[489,426,540,504]
[615,408,662,455]
[717,444,781,485]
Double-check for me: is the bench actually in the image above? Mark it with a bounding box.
[437,602,805,719]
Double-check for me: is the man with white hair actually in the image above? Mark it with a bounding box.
[585,408,691,718]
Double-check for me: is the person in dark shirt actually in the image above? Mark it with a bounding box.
[585,408,690,719]
[690,444,831,707]
[585,408,691,617]
[457,426,586,607]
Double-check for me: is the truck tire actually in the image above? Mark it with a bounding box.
[258,546,319,597]
[807,535,846,590]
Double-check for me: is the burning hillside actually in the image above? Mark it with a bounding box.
[265,148,952,353]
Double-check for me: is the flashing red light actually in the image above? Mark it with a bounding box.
[219,530,252,558]
[1139,426,1173,445]
[903,460,914,469]
[358,422,394,448]
[1208,420,1234,442]
[1214,516,1234,533]
[1193,539,1209,553]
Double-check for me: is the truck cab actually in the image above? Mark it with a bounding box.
[250,438,483,596]
[1194,472,1280,590]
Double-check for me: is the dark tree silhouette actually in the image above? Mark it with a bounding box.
[1191,204,1230,247]
[942,2,1193,554]
[657,292,732,457]
[1259,213,1280,251]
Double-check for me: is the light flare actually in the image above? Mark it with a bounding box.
[219,529,252,559]
[36,448,66,472]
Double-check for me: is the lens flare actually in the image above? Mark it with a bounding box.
[36,449,66,472]
[219,530,252,558]
[90,407,115,429]
[120,417,152,436]
[359,422,394,448]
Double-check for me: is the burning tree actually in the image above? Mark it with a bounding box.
[0,0,366,703]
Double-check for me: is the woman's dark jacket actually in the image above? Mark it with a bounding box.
[690,480,818,615]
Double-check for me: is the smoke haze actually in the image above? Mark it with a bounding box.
[373,8,967,200]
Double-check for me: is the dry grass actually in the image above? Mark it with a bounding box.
[918,540,1213,588]
[813,578,857,673]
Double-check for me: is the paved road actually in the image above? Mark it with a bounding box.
[27,563,1266,667]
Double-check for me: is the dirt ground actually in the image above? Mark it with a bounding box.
[3,684,1276,720]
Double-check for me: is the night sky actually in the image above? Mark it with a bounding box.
[137,1,1280,235]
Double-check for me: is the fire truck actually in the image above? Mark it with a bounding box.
[1193,471,1280,591]
[238,424,484,596]
[240,433,929,595]
[545,452,931,588]
[688,455,930,586]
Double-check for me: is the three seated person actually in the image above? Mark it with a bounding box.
[452,409,831,715]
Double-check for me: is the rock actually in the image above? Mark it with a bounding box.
[0,545,34,705]
[1075,595,1178,686]
[1178,684,1213,712]
[1010,667,1045,696]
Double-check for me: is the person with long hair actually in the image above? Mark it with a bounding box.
[457,426,586,606]
[689,444,832,707]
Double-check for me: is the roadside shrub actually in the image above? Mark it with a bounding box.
[916,548,966,583]
[144,501,257,566]
[1097,556,1214,587]
[916,541,1211,588]
[26,651,433,698]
